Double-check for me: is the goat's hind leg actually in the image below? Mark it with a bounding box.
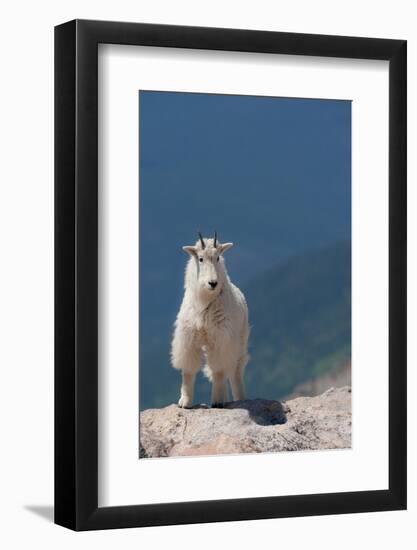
[230,359,246,402]
[223,379,229,404]
[231,321,249,402]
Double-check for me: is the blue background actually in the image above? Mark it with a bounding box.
[139,91,351,410]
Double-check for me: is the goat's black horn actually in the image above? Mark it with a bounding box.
[198,232,205,249]
[214,231,217,248]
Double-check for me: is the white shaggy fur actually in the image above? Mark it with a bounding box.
[171,235,249,408]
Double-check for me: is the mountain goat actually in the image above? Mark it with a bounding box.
[171,233,249,408]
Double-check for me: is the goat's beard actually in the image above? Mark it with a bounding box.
[196,282,221,304]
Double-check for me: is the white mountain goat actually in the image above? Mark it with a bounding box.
[171,233,249,408]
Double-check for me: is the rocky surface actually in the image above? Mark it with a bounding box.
[139,386,351,458]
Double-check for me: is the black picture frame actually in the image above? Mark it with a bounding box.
[55,19,407,531]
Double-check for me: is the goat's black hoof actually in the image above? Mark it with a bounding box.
[211,402,224,409]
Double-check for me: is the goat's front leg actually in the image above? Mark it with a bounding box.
[230,367,245,401]
[206,347,228,408]
[171,327,201,408]
[211,371,227,408]
[178,371,197,408]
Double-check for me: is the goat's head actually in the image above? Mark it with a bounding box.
[183,232,233,299]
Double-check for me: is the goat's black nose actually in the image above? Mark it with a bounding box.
[209,280,218,289]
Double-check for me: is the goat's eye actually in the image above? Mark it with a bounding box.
[217,256,220,262]
[199,257,203,262]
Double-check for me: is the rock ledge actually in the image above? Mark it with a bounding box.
[140,386,351,458]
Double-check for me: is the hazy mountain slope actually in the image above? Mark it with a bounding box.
[286,361,351,400]
[243,241,351,400]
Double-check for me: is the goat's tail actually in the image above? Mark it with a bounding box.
[202,363,213,381]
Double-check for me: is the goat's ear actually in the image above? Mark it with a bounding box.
[220,242,234,254]
[182,245,197,257]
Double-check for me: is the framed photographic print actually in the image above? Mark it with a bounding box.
[55,20,407,530]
